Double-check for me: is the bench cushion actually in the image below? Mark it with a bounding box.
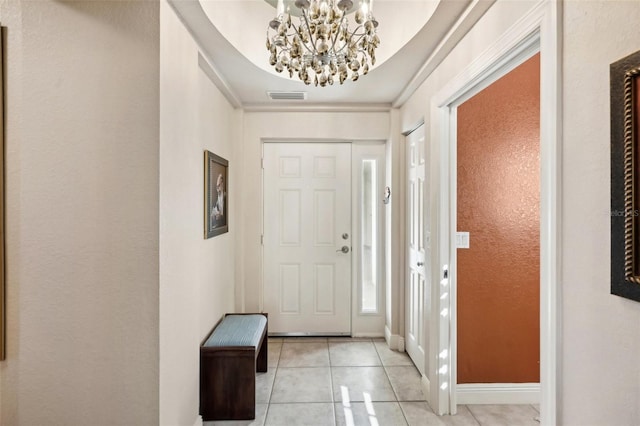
[204,314,266,348]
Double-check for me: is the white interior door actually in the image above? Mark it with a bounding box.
[406,125,427,374]
[263,143,352,335]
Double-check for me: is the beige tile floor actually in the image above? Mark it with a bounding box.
[204,337,540,426]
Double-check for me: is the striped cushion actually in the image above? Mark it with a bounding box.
[204,314,266,348]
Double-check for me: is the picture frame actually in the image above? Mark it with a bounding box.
[611,49,640,302]
[204,151,228,239]
[0,26,5,360]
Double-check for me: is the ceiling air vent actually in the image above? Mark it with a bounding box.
[267,91,307,101]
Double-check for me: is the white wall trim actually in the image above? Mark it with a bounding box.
[537,3,562,425]
[192,415,203,426]
[433,1,547,107]
[243,104,391,113]
[262,138,386,144]
[430,1,561,424]
[393,0,496,108]
[385,325,405,351]
[167,0,243,108]
[353,332,386,338]
[457,383,540,405]
[197,52,242,109]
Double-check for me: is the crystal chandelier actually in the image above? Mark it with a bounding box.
[266,0,380,87]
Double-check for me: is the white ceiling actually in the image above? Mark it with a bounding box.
[168,0,495,108]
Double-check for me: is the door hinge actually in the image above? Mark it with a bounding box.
[261,158,264,169]
[261,234,264,245]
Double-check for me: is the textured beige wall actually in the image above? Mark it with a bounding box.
[561,1,640,424]
[159,3,238,425]
[0,1,160,425]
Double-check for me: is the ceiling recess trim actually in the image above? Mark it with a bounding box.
[198,53,243,108]
[392,0,496,108]
[243,103,391,113]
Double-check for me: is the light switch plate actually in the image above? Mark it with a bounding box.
[456,232,470,249]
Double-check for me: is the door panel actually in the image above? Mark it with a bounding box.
[406,125,427,375]
[264,143,352,334]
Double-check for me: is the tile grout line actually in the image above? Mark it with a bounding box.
[271,338,336,424]
[262,342,279,426]
[465,405,483,426]
[327,339,338,426]
[375,344,411,426]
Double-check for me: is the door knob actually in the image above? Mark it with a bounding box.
[417,262,424,266]
[337,246,350,253]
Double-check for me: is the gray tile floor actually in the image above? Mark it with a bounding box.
[204,337,540,426]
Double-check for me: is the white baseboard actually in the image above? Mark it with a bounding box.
[384,326,405,351]
[456,383,540,405]
[193,415,203,426]
[421,374,431,402]
[352,332,385,338]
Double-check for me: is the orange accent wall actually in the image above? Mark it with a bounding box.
[456,53,540,384]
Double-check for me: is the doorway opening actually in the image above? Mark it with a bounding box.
[455,52,540,400]
[429,3,561,422]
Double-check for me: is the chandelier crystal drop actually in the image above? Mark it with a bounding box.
[266,0,380,87]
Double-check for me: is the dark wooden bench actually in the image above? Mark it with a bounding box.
[199,313,268,421]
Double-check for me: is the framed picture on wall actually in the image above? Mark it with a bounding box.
[204,150,228,239]
[611,49,640,302]
[0,26,5,361]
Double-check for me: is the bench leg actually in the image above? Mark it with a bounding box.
[257,336,268,373]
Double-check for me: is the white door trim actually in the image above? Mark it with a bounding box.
[429,1,561,424]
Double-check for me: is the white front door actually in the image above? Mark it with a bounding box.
[263,143,352,334]
[406,125,427,374]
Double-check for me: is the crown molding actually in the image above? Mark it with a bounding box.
[392,0,496,108]
[198,53,242,109]
[168,0,243,109]
[242,103,392,113]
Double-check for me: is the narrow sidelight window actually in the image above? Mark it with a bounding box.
[361,159,378,313]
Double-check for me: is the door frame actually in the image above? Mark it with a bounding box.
[261,139,388,337]
[429,1,561,424]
